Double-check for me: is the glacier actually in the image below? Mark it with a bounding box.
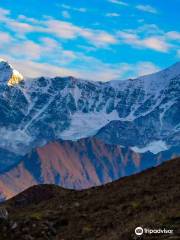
[0,59,179,170]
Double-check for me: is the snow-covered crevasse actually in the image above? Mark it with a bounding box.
[0,59,179,170]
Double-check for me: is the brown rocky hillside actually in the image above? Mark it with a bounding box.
[0,157,179,240]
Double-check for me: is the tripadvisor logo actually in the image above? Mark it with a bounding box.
[135,227,143,236]
[135,226,173,236]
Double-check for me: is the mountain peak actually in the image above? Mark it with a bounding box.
[167,61,180,73]
[0,58,23,86]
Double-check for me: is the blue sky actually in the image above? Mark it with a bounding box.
[0,0,180,81]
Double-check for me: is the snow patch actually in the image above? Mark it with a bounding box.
[131,140,169,154]
[60,110,119,140]
[0,128,33,155]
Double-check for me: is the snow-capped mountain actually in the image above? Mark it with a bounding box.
[0,59,179,171]
[0,58,23,86]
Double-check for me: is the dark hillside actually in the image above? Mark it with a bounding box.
[0,157,179,240]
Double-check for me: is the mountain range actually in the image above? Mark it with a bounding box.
[0,59,179,200]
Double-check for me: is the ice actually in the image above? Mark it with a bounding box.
[131,140,169,154]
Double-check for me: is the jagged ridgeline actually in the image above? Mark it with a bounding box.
[0,59,179,169]
[0,59,179,200]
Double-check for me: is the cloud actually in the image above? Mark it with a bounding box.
[134,62,160,76]
[143,37,170,52]
[0,32,11,45]
[106,13,120,17]
[62,10,71,19]
[46,19,118,46]
[45,20,80,39]
[61,4,87,13]
[0,7,10,20]
[0,9,118,48]
[108,0,128,6]
[5,19,38,35]
[80,30,118,47]
[10,40,42,59]
[0,20,168,81]
[166,31,180,40]
[0,8,37,35]
[136,5,158,14]
[118,31,170,52]
[18,15,39,24]
[4,37,77,65]
[177,50,180,58]
[2,48,160,82]
[117,24,175,53]
[0,30,119,81]
[0,8,178,82]
[3,7,177,54]
[10,58,79,78]
[136,24,163,35]
[44,19,118,47]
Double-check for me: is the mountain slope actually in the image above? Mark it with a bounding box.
[0,58,23,86]
[0,157,179,240]
[0,137,179,200]
[0,60,179,170]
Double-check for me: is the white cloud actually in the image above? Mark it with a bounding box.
[6,20,38,34]
[108,0,129,6]
[0,8,177,82]
[0,32,11,45]
[0,10,118,48]
[143,37,170,52]
[135,62,160,76]
[136,5,158,14]
[118,25,171,53]
[62,10,71,19]
[3,7,178,54]
[0,27,77,66]
[177,50,180,58]
[80,30,118,47]
[137,19,144,23]
[106,13,120,17]
[166,31,180,40]
[45,20,80,39]
[137,24,163,35]
[42,19,118,47]
[10,40,42,59]
[0,7,10,21]
[61,4,87,13]
[18,15,39,24]
[2,49,160,82]
[11,59,78,78]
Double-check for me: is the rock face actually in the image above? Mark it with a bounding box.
[0,59,23,86]
[0,137,179,200]
[0,59,179,200]
[0,60,179,171]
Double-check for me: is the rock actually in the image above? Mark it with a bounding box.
[74,202,80,207]
[2,225,8,231]
[32,223,36,228]
[22,227,30,233]
[49,226,57,235]
[0,207,8,220]
[24,234,34,240]
[59,204,63,209]
[11,222,18,230]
